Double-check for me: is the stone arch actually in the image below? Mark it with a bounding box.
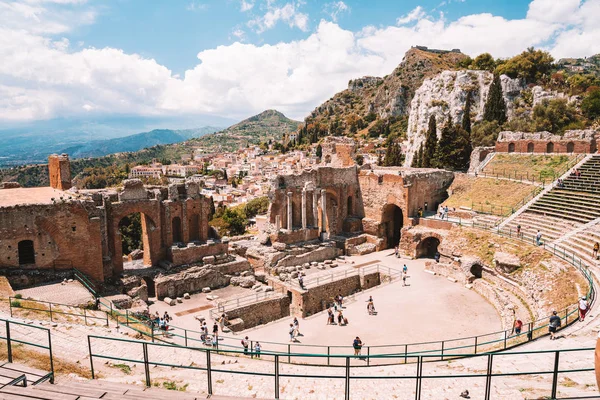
[188,214,200,242]
[527,142,534,153]
[546,142,554,153]
[317,190,340,235]
[567,142,575,153]
[416,236,440,258]
[18,240,35,265]
[381,203,403,249]
[470,264,483,279]
[172,217,183,243]
[508,143,515,153]
[116,212,157,269]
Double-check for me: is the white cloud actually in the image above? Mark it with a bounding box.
[396,6,427,25]
[248,1,309,33]
[231,28,246,41]
[186,2,208,12]
[240,0,254,12]
[323,1,349,22]
[1,0,600,123]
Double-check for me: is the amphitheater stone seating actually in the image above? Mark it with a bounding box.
[504,212,581,242]
[560,224,600,268]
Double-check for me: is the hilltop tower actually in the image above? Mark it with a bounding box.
[48,153,72,191]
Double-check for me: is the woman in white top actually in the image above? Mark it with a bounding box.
[579,297,589,322]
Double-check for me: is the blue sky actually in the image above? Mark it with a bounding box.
[0,0,598,124]
[72,0,531,76]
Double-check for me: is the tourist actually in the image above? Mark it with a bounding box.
[434,251,441,263]
[327,308,334,325]
[438,205,444,219]
[241,336,249,354]
[549,311,562,340]
[394,246,399,257]
[298,275,305,289]
[418,207,423,218]
[254,342,261,358]
[338,294,344,308]
[579,297,589,322]
[403,264,408,275]
[200,322,207,342]
[219,313,228,331]
[212,321,219,339]
[289,323,295,342]
[594,242,599,259]
[402,274,407,286]
[367,299,375,315]
[163,311,171,323]
[516,224,522,238]
[211,335,218,347]
[353,336,363,357]
[444,206,449,219]
[159,318,166,330]
[536,230,542,246]
[513,319,523,335]
[337,310,344,325]
[293,317,301,336]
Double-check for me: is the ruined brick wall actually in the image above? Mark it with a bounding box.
[168,242,229,266]
[295,275,362,316]
[225,295,291,331]
[48,154,72,191]
[0,202,104,281]
[321,137,356,167]
[495,130,597,154]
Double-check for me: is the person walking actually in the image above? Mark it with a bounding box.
[353,336,363,357]
[337,310,344,325]
[579,297,589,322]
[549,311,562,340]
[289,323,295,342]
[594,242,599,259]
[327,308,334,325]
[402,273,407,286]
[298,275,305,289]
[241,336,249,354]
[403,264,408,275]
[293,317,301,336]
[212,321,219,339]
[536,230,543,246]
[367,299,375,315]
[513,319,523,335]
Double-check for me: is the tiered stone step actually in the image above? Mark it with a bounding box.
[560,226,600,269]
[503,212,581,242]
[472,214,503,227]
[526,155,600,223]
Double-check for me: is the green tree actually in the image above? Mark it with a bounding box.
[315,144,323,158]
[118,213,143,255]
[222,208,247,236]
[208,196,216,219]
[483,74,507,125]
[471,120,502,147]
[434,119,472,171]
[582,89,600,120]
[382,136,405,166]
[532,98,581,133]
[244,196,269,218]
[462,91,472,134]
[422,115,438,168]
[495,47,554,83]
[355,154,364,166]
[411,144,423,168]
[472,53,496,72]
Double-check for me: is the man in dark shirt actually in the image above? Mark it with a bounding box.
[549,311,561,340]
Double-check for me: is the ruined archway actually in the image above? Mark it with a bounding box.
[381,204,403,249]
[172,217,183,243]
[567,142,575,153]
[317,191,340,236]
[546,142,554,153]
[527,142,534,153]
[189,214,200,242]
[508,143,515,153]
[18,240,35,265]
[416,237,440,258]
[470,264,483,279]
[118,212,156,269]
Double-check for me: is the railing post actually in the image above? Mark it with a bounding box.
[5,321,12,363]
[327,346,330,366]
[47,329,54,383]
[474,336,478,354]
[345,356,350,400]
[49,302,53,322]
[250,340,254,359]
[504,330,507,349]
[9,297,12,318]
[551,351,560,399]
[142,342,151,387]
[405,344,408,364]
[185,329,188,347]
[88,336,95,379]
[126,310,129,327]
[484,354,493,400]
[83,308,87,326]
[367,346,370,366]
[415,355,423,400]
[274,354,280,399]
[288,344,291,363]
[206,350,213,395]
[105,311,109,327]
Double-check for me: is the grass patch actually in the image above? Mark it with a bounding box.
[111,363,132,375]
[444,174,540,215]
[162,380,188,391]
[482,154,576,181]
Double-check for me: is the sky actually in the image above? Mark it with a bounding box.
[1,0,600,126]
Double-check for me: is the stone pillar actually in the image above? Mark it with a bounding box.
[275,215,281,231]
[321,189,327,234]
[287,192,293,230]
[301,189,307,229]
[312,190,319,228]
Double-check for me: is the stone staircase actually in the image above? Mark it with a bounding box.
[503,212,581,242]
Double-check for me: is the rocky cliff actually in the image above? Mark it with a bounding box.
[403,71,524,166]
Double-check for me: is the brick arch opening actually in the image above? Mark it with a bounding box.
[546,142,554,153]
[172,216,183,243]
[188,214,200,242]
[381,204,403,249]
[117,212,156,268]
[567,142,575,153]
[18,240,35,265]
[470,264,483,280]
[416,237,440,258]
[527,142,534,153]
[508,143,515,153]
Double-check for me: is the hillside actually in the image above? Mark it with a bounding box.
[301,47,468,138]
[190,110,301,151]
[60,127,221,158]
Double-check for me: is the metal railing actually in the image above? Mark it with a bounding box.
[8,297,109,327]
[87,334,596,400]
[0,319,54,384]
[470,186,542,217]
[288,264,403,289]
[209,287,287,320]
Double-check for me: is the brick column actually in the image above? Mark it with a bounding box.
[321,189,327,234]
[301,189,307,229]
[287,192,293,230]
[312,190,319,228]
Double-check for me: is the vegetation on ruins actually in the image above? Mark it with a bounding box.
[119,213,143,255]
[209,196,269,236]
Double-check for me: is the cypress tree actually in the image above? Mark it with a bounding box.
[411,144,424,168]
[435,118,473,171]
[418,144,424,167]
[422,115,438,168]
[462,90,472,134]
[315,144,322,158]
[483,74,507,125]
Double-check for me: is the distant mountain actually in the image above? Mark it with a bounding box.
[191,110,302,151]
[0,114,236,167]
[60,127,221,158]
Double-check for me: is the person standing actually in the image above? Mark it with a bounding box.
[513,319,523,335]
[536,230,543,246]
[212,321,219,339]
[403,264,408,275]
[254,342,261,358]
[516,224,522,238]
[241,336,249,354]
[327,308,334,325]
[594,242,599,259]
[293,317,301,336]
[579,297,589,322]
[549,311,562,340]
[353,336,363,357]
[298,275,305,289]
[289,323,295,342]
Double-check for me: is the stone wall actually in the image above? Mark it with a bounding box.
[321,137,357,167]
[295,275,362,316]
[48,154,72,191]
[154,265,230,299]
[495,130,597,154]
[225,295,290,331]
[168,242,229,266]
[269,228,319,245]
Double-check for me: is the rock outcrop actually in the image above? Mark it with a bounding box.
[404,71,524,166]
